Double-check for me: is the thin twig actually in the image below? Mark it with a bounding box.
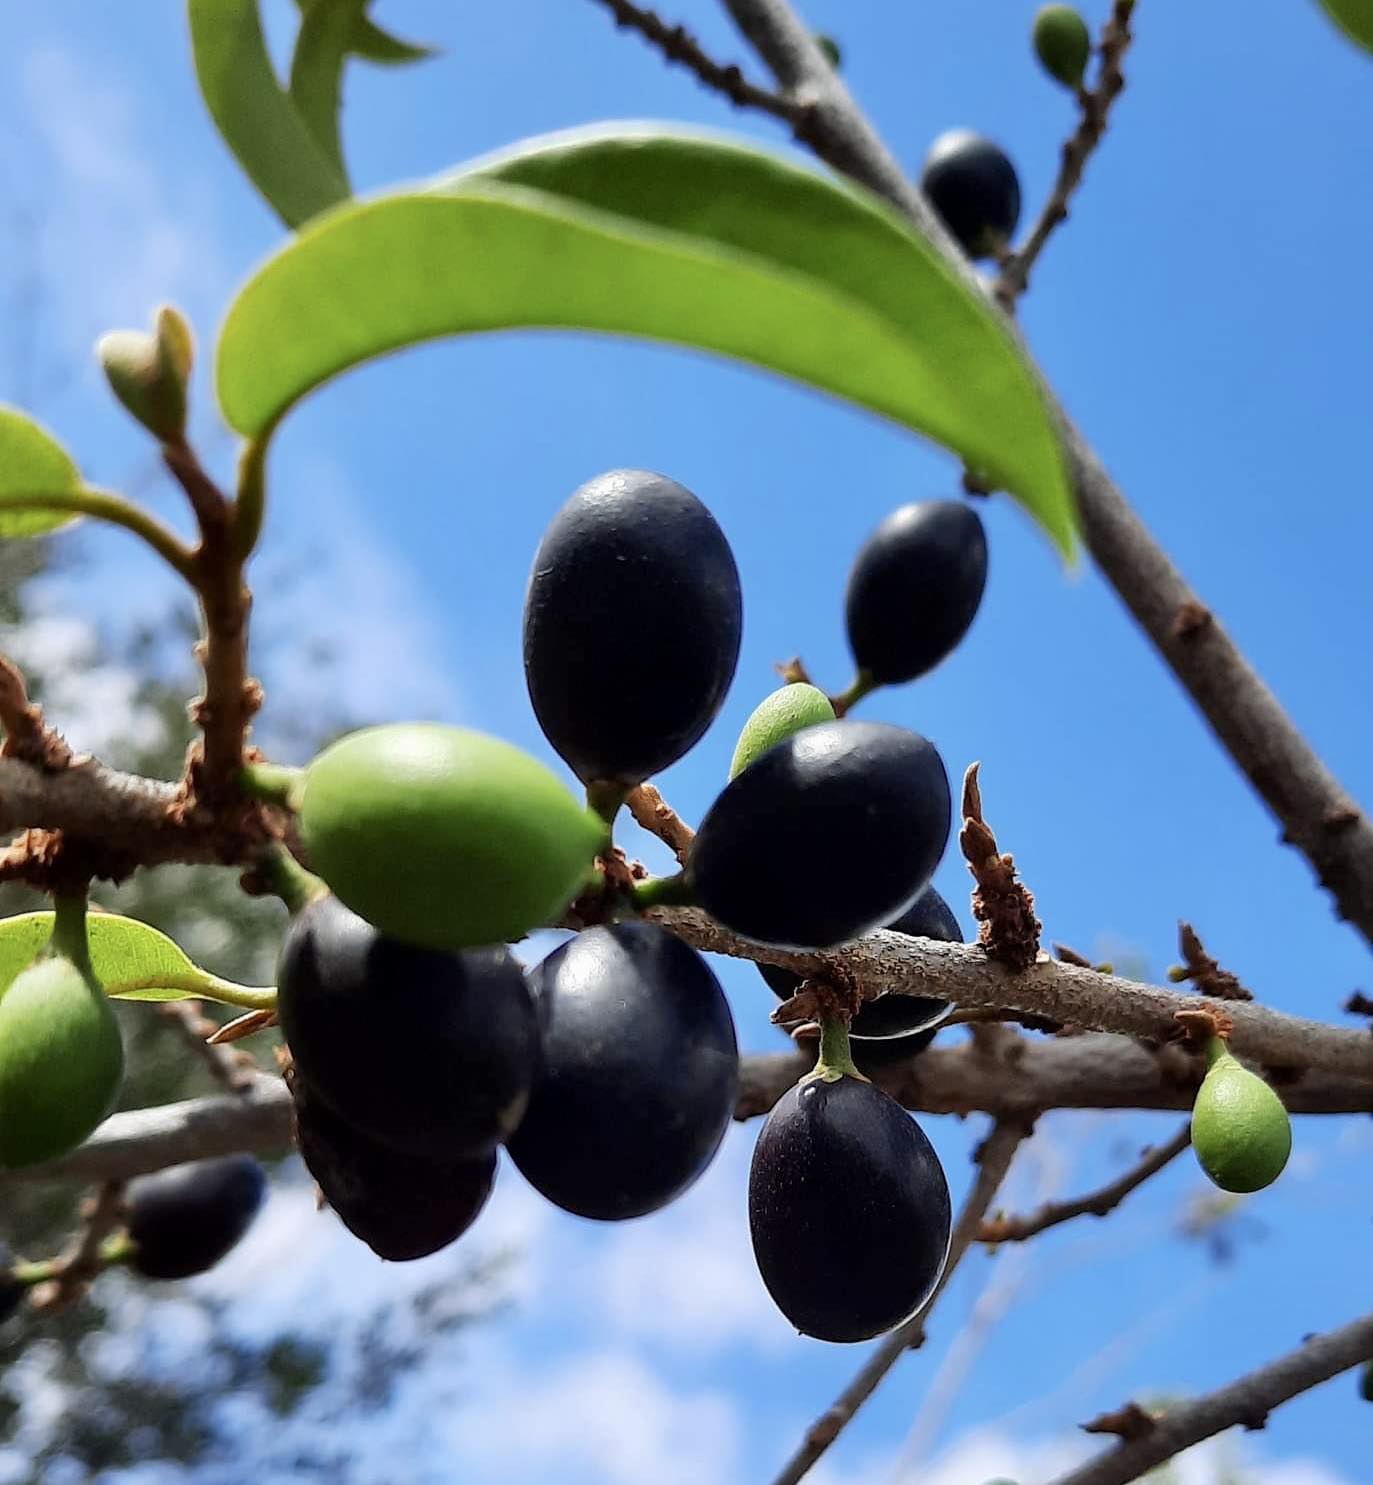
[589,0,802,125]
[978,1122,1191,1243]
[158,999,260,1095]
[0,653,70,768]
[769,1117,1031,1485]
[624,781,696,863]
[1170,921,1253,1001]
[712,0,1373,946]
[960,763,1041,970]
[28,1181,127,1314]
[995,0,1137,306]
[1047,1311,1373,1485]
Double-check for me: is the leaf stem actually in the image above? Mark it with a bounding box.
[2,488,196,581]
[104,972,277,1012]
[231,431,271,561]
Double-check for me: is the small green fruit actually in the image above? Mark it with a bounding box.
[1033,5,1091,89]
[0,954,124,1168]
[299,723,607,950]
[728,684,836,780]
[1191,1039,1292,1194]
[96,305,194,443]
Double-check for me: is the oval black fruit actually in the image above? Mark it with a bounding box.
[920,131,1021,259]
[523,469,743,786]
[845,501,988,685]
[762,886,960,1069]
[750,1072,951,1341]
[287,1062,495,1262]
[689,720,951,948]
[126,1155,267,1280]
[0,1242,24,1325]
[277,894,539,1161]
[507,922,738,1220]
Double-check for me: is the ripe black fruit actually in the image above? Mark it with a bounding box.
[523,469,743,786]
[761,885,959,1068]
[920,131,1021,259]
[689,720,951,948]
[277,894,539,1160]
[749,1074,951,1342]
[126,1156,267,1280]
[845,502,988,685]
[0,1242,24,1325]
[287,1062,495,1262]
[507,922,738,1220]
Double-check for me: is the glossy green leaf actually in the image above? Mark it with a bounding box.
[0,913,275,1008]
[293,0,437,64]
[289,0,366,180]
[216,125,1074,552]
[1317,0,1373,52]
[0,406,82,538]
[189,0,348,229]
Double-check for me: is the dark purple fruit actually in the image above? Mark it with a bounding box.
[0,1242,24,1325]
[759,885,959,1061]
[920,131,1021,259]
[523,469,743,786]
[277,894,539,1160]
[845,501,988,685]
[688,720,951,948]
[749,1073,951,1341]
[507,922,738,1220]
[126,1156,267,1280]
[287,1062,495,1262]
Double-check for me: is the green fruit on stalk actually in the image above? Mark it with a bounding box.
[728,683,835,779]
[298,723,606,950]
[1191,1038,1292,1194]
[0,952,123,1168]
[1033,5,1091,89]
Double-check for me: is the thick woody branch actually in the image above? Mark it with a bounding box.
[714,0,1373,944]
[771,1118,1031,1485]
[1048,1311,1373,1485]
[11,1036,1366,1195]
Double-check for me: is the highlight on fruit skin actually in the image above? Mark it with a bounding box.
[507,921,738,1221]
[126,1155,267,1280]
[919,130,1022,259]
[277,894,540,1161]
[1033,4,1091,89]
[728,682,835,780]
[297,722,607,951]
[749,1039,952,1343]
[845,501,988,686]
[0,952,124,1170]
[689,719,951,949]
[1190,1037,1292,1194]
[523,468,743,788]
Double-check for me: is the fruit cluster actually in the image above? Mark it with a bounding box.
[263,467,991,1342]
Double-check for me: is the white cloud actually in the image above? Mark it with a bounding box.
[450,1346,741,1485]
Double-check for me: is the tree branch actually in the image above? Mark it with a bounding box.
[978,1121,1191,1243]
[589,0,802,125]
[712,0,1373,944]
[770,1117,1031,1485]
[1048,1311,1373,1485]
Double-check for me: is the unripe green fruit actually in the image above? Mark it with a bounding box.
[1191,1039,1292,1194]
[728,683,835,780]
[0,955,124,1168]
[299,723,607,950]
[1033,5,1091,89]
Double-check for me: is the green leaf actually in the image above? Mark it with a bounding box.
[215,125,1074,553]
[288,0,367,181]
[188,0,349,229]
[1317,0,1373,52]
[0,913,275,1009]
[0,406,83,539]
[292,0,437,65]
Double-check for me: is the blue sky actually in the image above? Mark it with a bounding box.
[0,2,1370,1482]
